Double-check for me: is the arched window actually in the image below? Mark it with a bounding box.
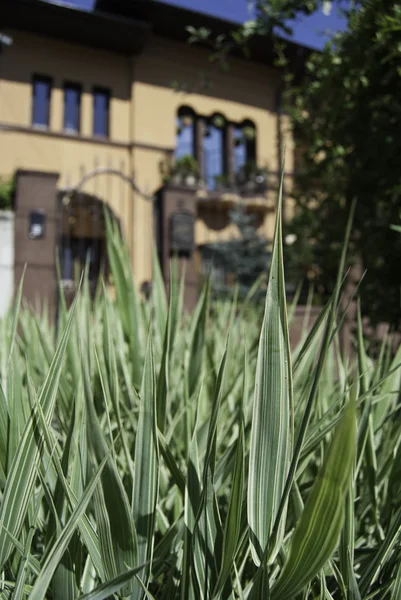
[175,106,195,160]
[173,109,258,191]
[234,120,256,179]
[203,113,226,190]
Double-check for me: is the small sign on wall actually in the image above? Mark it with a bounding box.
[169,210,194,255]
[29,210,46,239]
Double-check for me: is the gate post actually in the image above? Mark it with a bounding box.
[157,184,198,311]
[14,170,60,320]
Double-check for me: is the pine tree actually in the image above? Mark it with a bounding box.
[208,205,270,298]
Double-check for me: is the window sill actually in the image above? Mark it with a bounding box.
[32,123,50,130]
[63,128,80,136]
[0,122,127,149]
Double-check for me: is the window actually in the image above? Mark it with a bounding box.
[203,115,226,190]
[174,108,258,192]
[175,107,195,159]
[234,126,247,174]
[32,75,51,127]
[64,83,81,133]
[234,121,256,178]
[93,87,110,137]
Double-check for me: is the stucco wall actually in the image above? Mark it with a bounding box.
[0,29,295,287]
[0,211,15,317]
[0,31,131,138]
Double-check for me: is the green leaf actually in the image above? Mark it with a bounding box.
[29,455,108,600]
[186,278,210,398]
[152,245,168,350]
[248,168,293,565]
[270,396,357,600]
[132,334,159,596]
[105,210,142,388]
[0,298,76,569]
[213,410,245,598]
[81,333,137,594]
[77,562,151,600]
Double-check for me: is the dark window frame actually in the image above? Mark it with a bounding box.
[92,86,111,138]
[203,114,228,190]
[176,106,197,160]
[63,81,82,134]
[175,107,258,190]
[31,74,52,128]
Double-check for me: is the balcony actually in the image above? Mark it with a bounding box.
[195,182,274,212]
[163,172,274,213]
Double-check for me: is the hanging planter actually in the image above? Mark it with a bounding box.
[211,114,226,129]
[181,115,194,127]
[242,125,256,140]
[180,112,194,127]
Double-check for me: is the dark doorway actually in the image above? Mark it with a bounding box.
[57,191,110,306]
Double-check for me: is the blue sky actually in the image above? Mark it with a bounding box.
[58,0,348,50]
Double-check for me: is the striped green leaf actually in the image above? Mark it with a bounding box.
[105,210,142,388]
[152,245,168,350]
[77,561,151,600]
[81,333,137,594]
[186,278,210,399]
[270,396,357,600]
[0,299,76,569]
[213,411,244,598]
[247,170,293,565]
[29,454,108,600]
[132,334,159,597]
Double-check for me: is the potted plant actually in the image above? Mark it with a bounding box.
[176,155,199,185]
[214,174,230,191]
[236,162,268,194]
[236,161,256,188]
[254,166,268,193]
[160,154,200,186]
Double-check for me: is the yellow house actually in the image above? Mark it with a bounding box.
[0,0,308,312]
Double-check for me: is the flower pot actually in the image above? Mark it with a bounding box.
[173,173,183,185]
[185,174,196,186]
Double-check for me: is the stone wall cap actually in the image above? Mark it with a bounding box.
[0,210,15,220]
[16,169,60,179]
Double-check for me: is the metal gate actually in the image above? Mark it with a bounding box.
[56,166,154,308]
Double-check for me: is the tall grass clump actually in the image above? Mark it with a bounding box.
[0,177,400,599]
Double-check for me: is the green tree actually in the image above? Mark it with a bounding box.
[208,205,270,298]
[189,0,401,327]
[286,0,401,329]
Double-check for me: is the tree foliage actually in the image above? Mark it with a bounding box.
[208,206,270,298]
[187,0,401,328]
[285,0,401,329]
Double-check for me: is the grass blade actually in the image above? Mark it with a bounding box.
[0,298,76,568]
[270,396,357,600]
[248,167,292,565]
[29,455,108,600]
[132,333,159,596]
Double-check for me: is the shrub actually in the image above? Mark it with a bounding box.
[0,176,15,210]
[0,184,400,599]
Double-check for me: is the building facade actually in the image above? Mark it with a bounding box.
[0,0,308,314]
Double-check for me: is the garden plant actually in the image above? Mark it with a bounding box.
[0,177,400,599]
